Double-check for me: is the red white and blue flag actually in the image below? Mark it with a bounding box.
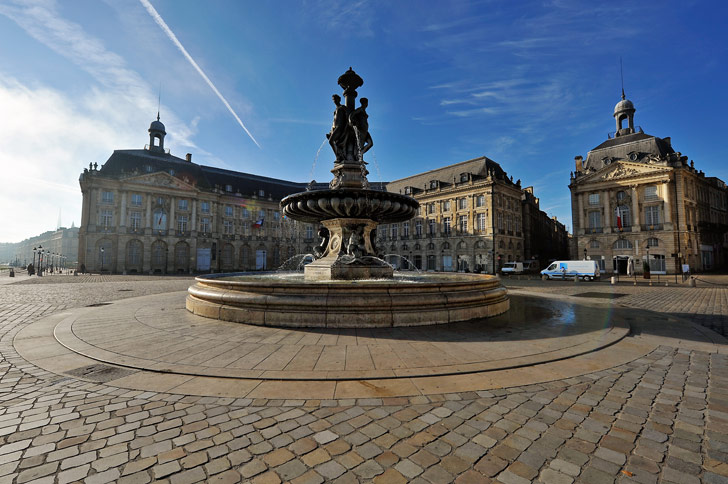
[253,218,264,228]
[615,206,622,230]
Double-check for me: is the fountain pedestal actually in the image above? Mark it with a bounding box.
[304,218,392,281]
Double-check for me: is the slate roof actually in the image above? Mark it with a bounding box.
[386,156,515,195]
[584,132,675,171]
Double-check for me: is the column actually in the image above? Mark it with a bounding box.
[631,186,640,231]
[662,181,672,224]
[169,196,175,233]
[145,195,152,233]
[602,190,611,233]
[191,200,197,235]
[119,191,127,229]
[118,191,127,274]
[577,192,585,234]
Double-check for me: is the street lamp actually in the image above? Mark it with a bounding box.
[583,247,587,260]
[38,245,43,276]
[32,247,37,275]
[100,247,105,273]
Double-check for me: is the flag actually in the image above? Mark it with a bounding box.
[615,206,622,230]
[254,218,264,228]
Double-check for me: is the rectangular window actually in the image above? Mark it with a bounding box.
[458,198,467,210]
[415,220,422,236]
[101,209,113,227]
[645,205,660,226]
[242,221,251,235]
[476,195,485,207]
[477,213,486,231]
[200,217,210,233]
[242,207,249,218]
[588,210,601,228]
[178,199,188,211]
[273,211,280,221]
[458,215,467,232]
[130,211,141,230]
[443,201,451,212]
[644,186,658,200]
[131,194,142,206]
[428,219,436,236]
[403,222,409,237]
[305,225,314,239]
[102,191,114,204]
[201,201,210,213]
[443,217,451,235]
[428,204,435,214]
[225,205,233,217]
[391,225,398,239]
[506,215,512,232]
[178,215,188,233]
[588,193,600,205]
[497,213,503,231]
[515,217,521,234]
[223,220,234,234]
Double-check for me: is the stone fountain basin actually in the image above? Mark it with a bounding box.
[280,188,418,223]
[187,272,509,328]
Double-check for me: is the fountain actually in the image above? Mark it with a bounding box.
[187,68,509,327]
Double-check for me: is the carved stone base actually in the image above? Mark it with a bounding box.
[304,218,392,281]
[330,161,369,189]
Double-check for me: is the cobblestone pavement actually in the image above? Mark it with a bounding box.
[504,275,728,338]
[0,276,726,483]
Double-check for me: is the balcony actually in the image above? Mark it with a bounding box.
[586,227,603,234]
[222,234,236,240]
[127,227,142,234]
[176,230,191,238]
[641,224,663,232]
[612,226,632,233]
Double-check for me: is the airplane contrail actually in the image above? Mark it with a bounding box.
[139,0,261,149]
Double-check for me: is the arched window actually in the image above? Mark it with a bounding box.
[508,241,514,249]
[427,242,435,251]
[441,242,450,250]
[589,240,600,248]
[475,240,486,249]
[516,242,522,250]
[498,240,505,249]
[646,237,659,248]
[457,241,467,250]
[613,239,632,249]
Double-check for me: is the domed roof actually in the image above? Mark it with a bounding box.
[614,96,635,115]
[149,114,166,134]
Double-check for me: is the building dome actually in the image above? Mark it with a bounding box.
[614,97,635,115]
[149,117,166,134]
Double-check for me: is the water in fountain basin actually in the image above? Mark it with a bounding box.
[308,138,328,183]
[383,253,421,272]
[277,254,315,272]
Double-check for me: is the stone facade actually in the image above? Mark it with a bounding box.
[570,94,728,275]
[78,118,316,274]
[3,227,79,270]
[79,121,568,275]
[383,157,569,274]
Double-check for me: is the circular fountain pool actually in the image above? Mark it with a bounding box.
[187,271,509,328]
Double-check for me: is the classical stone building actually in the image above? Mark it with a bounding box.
[79,119,568,275]
[78,118,316,274]
[569,93,728,275]
[384,157,569,273]
[3,227,79,270]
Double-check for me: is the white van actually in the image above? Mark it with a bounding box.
[501,262,524,275]
[541,260,600,281]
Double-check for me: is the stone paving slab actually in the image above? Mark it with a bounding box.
[45,292,630,381]
[0,275,726,483]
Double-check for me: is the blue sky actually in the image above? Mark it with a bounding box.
[1,0,726,242]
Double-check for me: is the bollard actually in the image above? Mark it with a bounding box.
[611,276,616,285]
[689,277,696,287]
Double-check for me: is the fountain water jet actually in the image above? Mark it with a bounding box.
[187,69,509,327]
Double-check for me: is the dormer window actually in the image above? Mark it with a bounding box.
[429,180,438,189]
[404,186,412,195]
[145,165,153,173]
[259,189,265,197]
[460,173,469,183]
[226,185,233,192]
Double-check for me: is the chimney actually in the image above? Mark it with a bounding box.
[663,137,671,146]
[186,153,192,162]
[574,156,583,172]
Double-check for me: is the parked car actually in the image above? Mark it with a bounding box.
[541,260,600,281]
[501,262,524,275]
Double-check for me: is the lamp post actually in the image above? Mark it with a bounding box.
[646,243,651,284]
[100,247,105,273]
[38,245,43,276]
[583,247,587,260]
[32,247,37,275]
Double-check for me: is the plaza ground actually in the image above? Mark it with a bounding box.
[0,272,726,483]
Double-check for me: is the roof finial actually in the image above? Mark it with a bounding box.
[157,82,161,121]
[620,57,625,100]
